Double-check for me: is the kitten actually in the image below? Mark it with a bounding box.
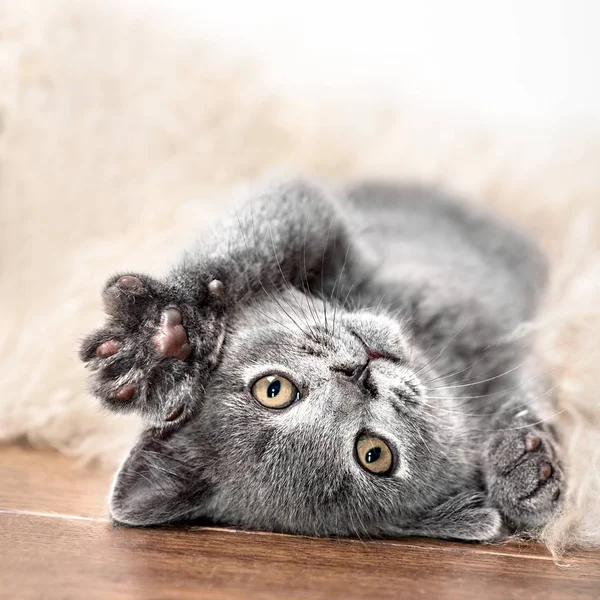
[80,180,563,541]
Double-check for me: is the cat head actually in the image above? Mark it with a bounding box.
[109,290,501,541]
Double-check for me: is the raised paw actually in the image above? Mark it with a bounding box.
[484,428,563,530]
[80,274,225,429]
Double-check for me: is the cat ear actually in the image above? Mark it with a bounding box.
[390,492,505,542]
[109,430,209,526]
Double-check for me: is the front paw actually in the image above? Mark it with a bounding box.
[80,273,225,429]
[484,428,564,530]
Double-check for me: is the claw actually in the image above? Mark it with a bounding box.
[208,279,225,297]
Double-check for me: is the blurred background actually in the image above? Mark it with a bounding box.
[0,0,598,496]
[137,0,600,129]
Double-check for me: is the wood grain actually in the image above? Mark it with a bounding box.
[1,445,599,600]
[0,444,111,518]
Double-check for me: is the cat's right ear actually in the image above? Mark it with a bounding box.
[109,430,209,526]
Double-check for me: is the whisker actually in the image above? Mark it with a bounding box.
[299,207,322,331]
[267,218,316,339]
[246,305,300,337]
[429,361,552,392]
[320,214,337,335]
[483,409,567,433]
[236,204,312,339]
[415,384,556,417]
[329,240,354,337]
[414,318,470,378]
[425,324,534,385]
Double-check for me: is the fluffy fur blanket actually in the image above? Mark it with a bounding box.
[1,0,598,553]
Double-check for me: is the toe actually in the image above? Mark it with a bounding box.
[540,462,553,481]
[116,275,143,290]
[116,384,136,402]
[96,340,121,358]
[525,433,541,452]
[80,328,124,363]
[102,273,155,321]
[165,405,185,422]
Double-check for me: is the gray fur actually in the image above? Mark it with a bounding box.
[80,179,564,541]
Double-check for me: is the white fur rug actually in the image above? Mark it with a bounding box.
[1,0,598,553]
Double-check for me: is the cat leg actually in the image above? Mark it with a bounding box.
[80,180,365,428]
[481,363,564,530]
[388,492,504,542]
[166,179,368,305]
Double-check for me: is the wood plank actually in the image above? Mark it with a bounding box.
[2,512,599,600]
[0,444,112,518]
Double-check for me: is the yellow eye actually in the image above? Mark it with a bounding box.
[356,434,393,475]
[251,375,300,409]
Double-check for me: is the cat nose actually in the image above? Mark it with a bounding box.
[355,364,377,396]
[333,360,367,381]
[352,362,369,384]
[333,361,377,396]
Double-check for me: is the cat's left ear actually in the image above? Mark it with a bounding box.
[109,430,209,526]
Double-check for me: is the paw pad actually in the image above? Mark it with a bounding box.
[165,405,185,422]
[153,309,191,360]
[116,384,136,402]
[540,462,553,481]
[117,275,143,290]
[96,340,120,358]
[525,433,541,452]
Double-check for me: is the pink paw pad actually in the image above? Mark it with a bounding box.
[524,433,541,452]
[116,384,136,402]
[96,340,121,358]
[153,309,191,360]
[540,463,553,481]
[116,275,143,290]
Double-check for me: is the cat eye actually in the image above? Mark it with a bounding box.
[356,434,394,475]
[251,375,300,409]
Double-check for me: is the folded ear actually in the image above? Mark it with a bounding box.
[389,492,505,542]
[109,430,209,526]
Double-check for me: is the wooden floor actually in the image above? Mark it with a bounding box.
[1,446,599,600]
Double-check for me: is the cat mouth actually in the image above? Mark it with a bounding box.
[350,330,401,364]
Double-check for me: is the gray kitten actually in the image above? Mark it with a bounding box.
[80,180,563,541]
